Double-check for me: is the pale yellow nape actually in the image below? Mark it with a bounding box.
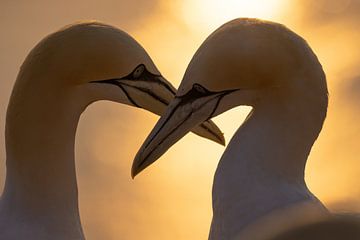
[181,0,288,31]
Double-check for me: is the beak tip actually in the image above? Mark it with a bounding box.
[131,165,139,179]
[216,133,226,146]
[131,156,146,179]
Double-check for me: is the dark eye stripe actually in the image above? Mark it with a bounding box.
[93,64,176,96]
[121,64,160,80]
[123,78,176,96]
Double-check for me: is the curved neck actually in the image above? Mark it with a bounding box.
[1,78,85,238]
[209,92,327,239]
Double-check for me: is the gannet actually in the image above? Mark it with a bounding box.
[0,22,224,240]
[132,18,330,239]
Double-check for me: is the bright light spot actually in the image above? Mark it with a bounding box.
[182,0,288,32]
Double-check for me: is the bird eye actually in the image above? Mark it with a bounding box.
[133,64,145,79]
[193,84,206,94]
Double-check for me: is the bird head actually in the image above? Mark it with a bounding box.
[11,22,224,148]
[131,18,328,177]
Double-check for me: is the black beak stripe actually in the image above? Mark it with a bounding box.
[138,84,238,167]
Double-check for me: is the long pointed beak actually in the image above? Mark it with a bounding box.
[92,76,225,145]
[132,84,237,178]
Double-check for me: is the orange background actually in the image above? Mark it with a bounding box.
[0,1,359,239]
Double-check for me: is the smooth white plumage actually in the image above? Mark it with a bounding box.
[132,18,330,239]
[0,22,224,239]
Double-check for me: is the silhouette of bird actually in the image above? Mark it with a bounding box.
[132,18,331,239]
[0,22,224,239]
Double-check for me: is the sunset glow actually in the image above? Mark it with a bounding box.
[0,0,359,239]
[182,0,288,31]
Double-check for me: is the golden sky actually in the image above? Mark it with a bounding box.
[1,0,360,239]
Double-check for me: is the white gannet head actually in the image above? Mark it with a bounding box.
[11,21,224,145]
[132,18,328,177]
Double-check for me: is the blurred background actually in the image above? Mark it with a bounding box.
[0,0,359,239]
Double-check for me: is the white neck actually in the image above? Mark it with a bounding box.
[0,77,86,239]
[209,90,328,240]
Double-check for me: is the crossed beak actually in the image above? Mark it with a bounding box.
[132,83,238,178]
[92,73,226,165]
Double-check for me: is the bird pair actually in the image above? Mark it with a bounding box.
[1,18,354,240]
